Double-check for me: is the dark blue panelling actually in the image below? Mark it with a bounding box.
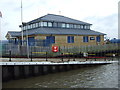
[67,36,70,43]
[44,36,55,46]
[83,36,88,42]
[71,36,74,43]
[67,36,74,43]
[28,37,35,46]
[96,36,101,42]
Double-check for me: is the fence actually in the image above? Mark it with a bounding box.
[1,43,120,58]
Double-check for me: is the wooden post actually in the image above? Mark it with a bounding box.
[61,53,63,62]
[9,50,11,62]
[31,47,32,62]
[46,52,48,61]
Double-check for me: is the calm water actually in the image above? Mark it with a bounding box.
[3,61,118,88]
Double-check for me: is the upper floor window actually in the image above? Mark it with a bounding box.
[48,22,52,27]
[62,23,66,28]
[28,25,31,29]
[77,25,81,29]
[81,25,84,29]
[33,23,36,28]
[36,23,39,28]
[70,24,73,28]
[66,24,70,28]
[74,25,77,28]
[43,22,47,27]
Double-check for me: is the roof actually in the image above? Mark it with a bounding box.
[28,14,92,25]
[8,28,106,37]
[7,31,21,37]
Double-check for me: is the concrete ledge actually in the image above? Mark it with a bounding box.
[0,61,118,65]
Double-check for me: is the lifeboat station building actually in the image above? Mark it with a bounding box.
[6,14,106,47]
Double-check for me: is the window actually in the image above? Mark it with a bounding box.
[28,25,31,29]
[33,23,36,28]
[81,25,84,29]
[87,25,90,29]
[74,25,77,28]
[36,23,38,28]
[39,21,44,27]
[90,37,95,40]
[30,24,33,29]
[70,24,73,28]
[67,36,74,43]
[66,24,70,28]
[77,25,81,29]
[83,36,88,42]
[53,22,58,27]
[48,22,52,27]
[23,26,25,30]
[43,22,47,27]
[96,36,101,42]
[84,25,87,29]
[62,23,66,28]
[25,25,28,30]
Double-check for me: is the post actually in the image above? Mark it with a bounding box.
[73,53,75,61]
[21,0,24,46]
[61,53,63,62]
[31,47,32,62]
[68,52,70,61]
[46,52,48,61]
[9,50,11,62]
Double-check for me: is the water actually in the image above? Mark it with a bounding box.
[3,61,118,88]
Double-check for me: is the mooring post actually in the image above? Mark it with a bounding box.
[61,53,63,62]
[68,52,70,61]
[73,53,75,61]
[31,47,32,62]
[9,50,11,62]
[46,52,48,61]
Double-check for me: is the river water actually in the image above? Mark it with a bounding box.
[3,61,119,88]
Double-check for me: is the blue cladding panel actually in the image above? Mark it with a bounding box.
[28,37,35,46]
[67,36,74,43]
[96,36,101,42]
[83,36,88,42]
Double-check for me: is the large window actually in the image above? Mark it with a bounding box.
[83,36,88,42]
[66,24,70,28]
[70,24,73,28]
[96,36,101,42]
[74,25,77,28]
[67,36,74,43]
[81,25,84,29]
[43,22,47,27]
[62,23,66,28]
[48,22,52,27]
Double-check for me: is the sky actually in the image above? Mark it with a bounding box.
[0,0,119,40]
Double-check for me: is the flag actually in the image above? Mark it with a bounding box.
[0,11,2,18]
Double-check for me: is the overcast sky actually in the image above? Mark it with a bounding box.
[0,0,119,40]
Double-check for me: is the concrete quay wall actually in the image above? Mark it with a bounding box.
[2,62,112,82]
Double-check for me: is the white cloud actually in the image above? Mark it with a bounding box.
[0,0,119,40]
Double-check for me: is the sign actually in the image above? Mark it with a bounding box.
[52,46,59,52]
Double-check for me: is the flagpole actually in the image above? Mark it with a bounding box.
[21,0,23,46]
[0,14,2,59]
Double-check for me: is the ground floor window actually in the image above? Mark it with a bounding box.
[96,36,101,42]
[83,36,88,42]
[67,36,74,43]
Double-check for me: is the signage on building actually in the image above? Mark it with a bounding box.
[52,46,59,52]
